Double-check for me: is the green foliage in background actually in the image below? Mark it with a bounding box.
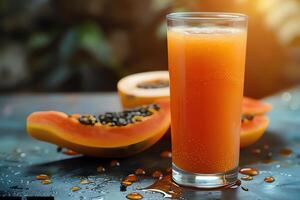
[0,0,195,92]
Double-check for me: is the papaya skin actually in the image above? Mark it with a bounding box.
[27,99,170,157]
[240,115,270,148]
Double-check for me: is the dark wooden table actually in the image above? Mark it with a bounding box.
[1,90,300,200]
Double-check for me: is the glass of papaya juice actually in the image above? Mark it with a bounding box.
[167,12,248,188]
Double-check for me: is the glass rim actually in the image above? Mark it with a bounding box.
[166,12,247,21]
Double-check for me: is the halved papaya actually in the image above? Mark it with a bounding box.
[240,115,269,148]
[117,71,272,148]
[117,71,169,108]
[118,71,272,115]
[242,97,272,115]
[27,99,170,157]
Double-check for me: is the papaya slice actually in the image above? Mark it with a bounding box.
[242,97,272,115]
[27,99,170,157]
[117,71,169,108]
[240,115,269,148]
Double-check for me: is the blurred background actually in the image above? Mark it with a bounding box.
[1,0,300,97]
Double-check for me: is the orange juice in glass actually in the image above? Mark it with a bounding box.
[167,12,247,188]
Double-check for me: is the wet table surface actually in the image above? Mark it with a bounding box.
[1,89,300,200]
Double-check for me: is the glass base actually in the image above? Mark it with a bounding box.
[172,163,238,188]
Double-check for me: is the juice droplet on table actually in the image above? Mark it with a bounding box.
[279,148,292,156]
[261,159,277,164]
[135,168,146,175]
[152,171,163,179]
[142,175,182,198]
[126,192,143,200]
[36,174,49,180]
[41,180,52,185]
[97,166,106,173]
[239,168,259,176]
[124,174,138,182]
[110,160,120,167]
[241,175,253,181]
[63,149,79,155]
[71,186,81,192]
[160,151,172,158]
[122,181,132,186]
[264,176,275,183]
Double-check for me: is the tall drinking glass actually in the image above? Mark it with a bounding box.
[167,12,247,188]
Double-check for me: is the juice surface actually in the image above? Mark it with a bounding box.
[168,26,247,173]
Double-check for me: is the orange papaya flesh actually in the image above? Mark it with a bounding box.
[27,99,170,157]
[117,71,169,109]
[242,97,272,115]
[240,115,269,148]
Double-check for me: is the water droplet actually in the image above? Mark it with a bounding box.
[91,197,104,200]
[263,144,270,150]
[241,175,253,181]
[97,166,106,173]
[279,148,292,156]
[126,192,143,200]
[251,148,261,155]
[135,185,142,190]
[276,164,281,168]
[282,92,292,102]
[264,176,275,183]
[15,148,22,153]
[160,151,172,158]
[239,168,259,176]
[71,186,81,192]
[152,171,163,179]
[33,146,41,151]
[110,160,120,167]
[134,168,146,175]
[266,151,273,159]
[19,153,26,158]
